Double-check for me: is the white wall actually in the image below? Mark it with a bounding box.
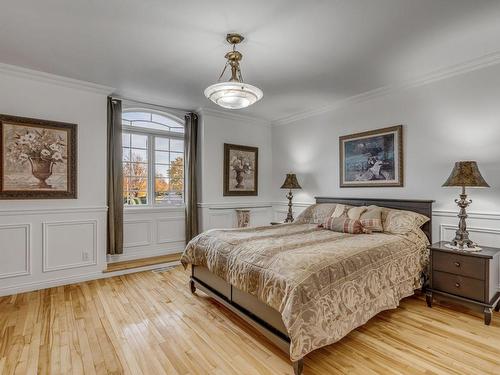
[197,109,274,230]
[0,65,111,296]
[271,63,500,250]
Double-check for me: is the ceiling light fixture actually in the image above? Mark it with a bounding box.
[204,33,263,110]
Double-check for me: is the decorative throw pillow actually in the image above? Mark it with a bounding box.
[359,205,383,232]
[331,204,350,218]
[347,206,367,220]
[294,203,338,224]
[384,209,430,234]
[322,216,369,234]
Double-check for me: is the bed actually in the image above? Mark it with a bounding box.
[181,197,433,374]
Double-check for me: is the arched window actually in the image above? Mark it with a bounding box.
[122,109,184,206]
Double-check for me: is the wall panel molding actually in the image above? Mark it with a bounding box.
[439,224,500,243]
[42,220,98,272]
[123,219,153,248]
[0,206,107,216]
[0,224,31,279]
[156,216,185,244]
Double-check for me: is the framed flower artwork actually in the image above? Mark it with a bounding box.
[0,114,77,199]
[223,143,258,196]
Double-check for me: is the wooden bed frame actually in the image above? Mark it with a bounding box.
[189,197,434,375]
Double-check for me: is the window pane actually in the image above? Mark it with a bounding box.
[155,151,169,164]
[122,133,131,147]
[155,177,170,192]
[169,152,184,165]
[155,137,169,151]
[170,139,184,153]
[156,191,183,205]
[155,164,169,177]
[169,178,184,192]
[122,147,131,161]
[124,177,147,192]
[131,134,147,149]
[122,112,151,121]
[124,191,148,205]
[131,148,148,162]
[124,162,148,177]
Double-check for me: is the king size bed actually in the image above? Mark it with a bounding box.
[181,197,434,374]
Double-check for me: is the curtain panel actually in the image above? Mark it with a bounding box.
[184,112,199,243]
[107,97,124,255]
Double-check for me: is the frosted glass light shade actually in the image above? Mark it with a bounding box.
[204,81,263,109]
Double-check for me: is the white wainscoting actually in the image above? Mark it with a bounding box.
[42,220,98,272]
[157,216,185,244]
[0,206,107,297]
[123,219,153,248]
[0,224,31,279]
[108,207,186,263]
[198,202,274,231]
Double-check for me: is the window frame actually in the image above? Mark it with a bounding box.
[122,109,185,209]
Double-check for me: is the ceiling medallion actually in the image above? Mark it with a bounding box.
[204,33,263,110]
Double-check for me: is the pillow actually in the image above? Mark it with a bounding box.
[322,216,369,234]
[294,203,338,224]
[331,204,350,218]
[347,206,367,220]
[384,209,430,234]
[359,205,383,232]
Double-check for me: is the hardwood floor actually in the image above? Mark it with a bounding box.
[1,266,499,375]
[104,253,181,273]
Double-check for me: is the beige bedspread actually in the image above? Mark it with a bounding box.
[181,224,429,361]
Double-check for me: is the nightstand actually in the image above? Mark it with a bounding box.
[426,241,500,325]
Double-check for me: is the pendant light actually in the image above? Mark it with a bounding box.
[204,33,263,109]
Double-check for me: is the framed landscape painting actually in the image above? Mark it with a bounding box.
[339,125,403,187]
[223,143,258,196]
[0,114,77,199]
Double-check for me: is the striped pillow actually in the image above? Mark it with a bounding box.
[322,217,369,234]
[359,205,383,232]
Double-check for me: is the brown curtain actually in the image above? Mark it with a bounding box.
[107,97,124,254]
[184,112,199,243]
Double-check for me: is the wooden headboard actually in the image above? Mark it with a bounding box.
[315,197,434,243]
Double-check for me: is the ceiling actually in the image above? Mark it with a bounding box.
[1,0,500,122]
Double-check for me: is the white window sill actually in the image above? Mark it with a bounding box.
[124,205,185,214]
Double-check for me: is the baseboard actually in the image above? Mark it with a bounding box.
[0,260,181,297]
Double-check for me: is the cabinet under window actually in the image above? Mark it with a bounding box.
[122,110,184,206]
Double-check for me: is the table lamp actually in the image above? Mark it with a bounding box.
[280,173,302,223]
[442,161,489,250]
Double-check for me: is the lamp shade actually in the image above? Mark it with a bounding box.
[442,161,490,187]
[281,174,302,189]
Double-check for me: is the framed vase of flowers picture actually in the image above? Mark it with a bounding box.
[0,114,77,199]
[223,143,258,196]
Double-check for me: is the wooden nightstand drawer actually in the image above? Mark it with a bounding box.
[433,270,485,302]
[433,251,485,280]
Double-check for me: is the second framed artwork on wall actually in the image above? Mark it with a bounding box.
[223,143,258,196]
[339,125,403,187]
[0,114,77,199]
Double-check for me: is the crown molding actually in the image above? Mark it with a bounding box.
[0,62,115,95]
[272,50,500,127]
[197,107,271,127]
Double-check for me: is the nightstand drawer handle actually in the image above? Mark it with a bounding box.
[455,282,461,288]
[454,261,461,267]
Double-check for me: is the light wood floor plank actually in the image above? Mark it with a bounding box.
[0,266,499,374]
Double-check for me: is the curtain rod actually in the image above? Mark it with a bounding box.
[110,95,196,114]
